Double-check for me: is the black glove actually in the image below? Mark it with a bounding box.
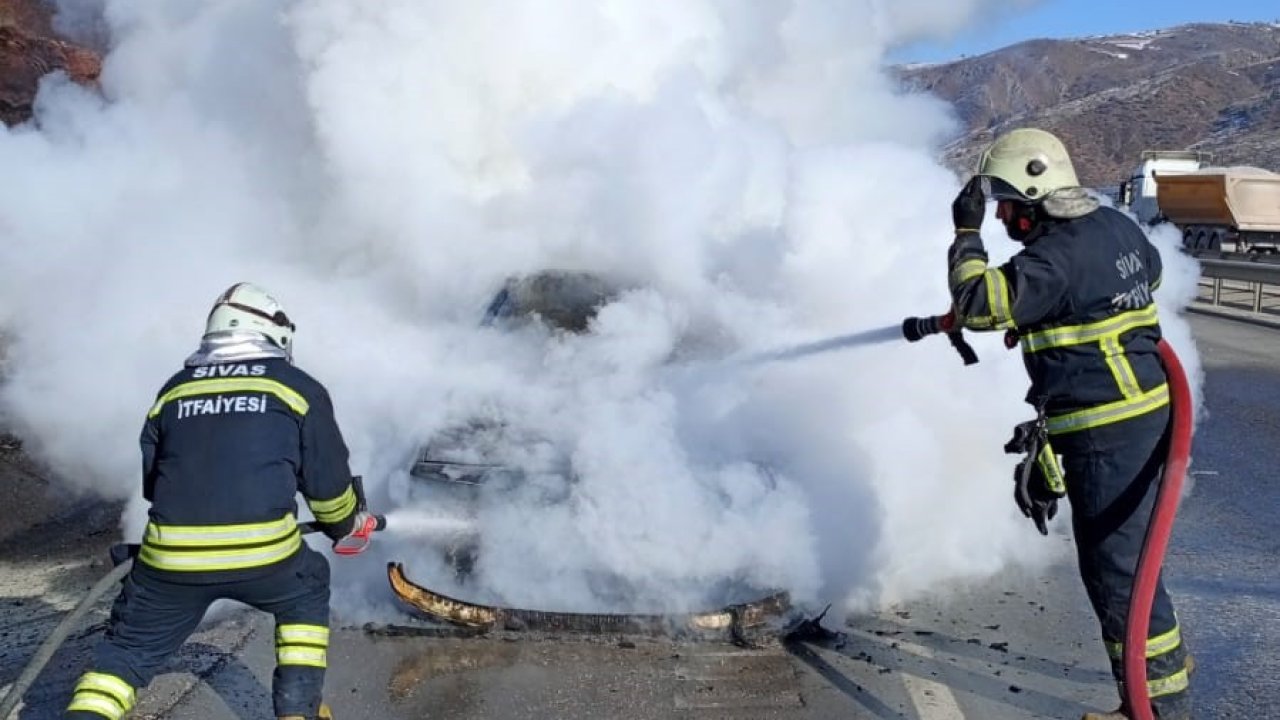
[1013,456,1061,536]
[1005,417,1065,536]
[952,176,986,232]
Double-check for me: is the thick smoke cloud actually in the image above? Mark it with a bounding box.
[0,0,1200,616]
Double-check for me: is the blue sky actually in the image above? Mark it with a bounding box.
[892,1,1280,63]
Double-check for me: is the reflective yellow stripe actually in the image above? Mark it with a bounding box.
[307,486,357,523]
[75,672,136,706]
[69,672,135,719]
[276,623,329,666]
[1036,443,1066,494]
[1102,335,1143,400]
[1107,625,1182,660]
[278,647,328,667]
[1020,305,1159,352]
[1147,625,1183,658]
[950,258,987,289]
[145,514,297,547]
[140,516,302,572]
[961,269,1015,331]
[67,696,126,720]
[1148,667,1190,698]
[985,269,1015,329]
[140,533,301,571]
[277,624,330,646]
[71,671,135,707]
[149,378,309,417]
[1047,384,1169,435]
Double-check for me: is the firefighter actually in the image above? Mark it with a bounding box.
[65,283,377,720]
[946,129,1192,720]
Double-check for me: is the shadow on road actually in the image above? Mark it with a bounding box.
[785,615,1113,719]
[783,639,903,719]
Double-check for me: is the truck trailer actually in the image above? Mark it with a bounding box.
[1155,168,1280,253]
[1118,151,1280,253]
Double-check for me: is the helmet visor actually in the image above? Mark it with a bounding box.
[980,175,1030,202]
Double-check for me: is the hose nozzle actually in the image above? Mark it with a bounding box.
[902,313,952,342]
[902,311,978,365]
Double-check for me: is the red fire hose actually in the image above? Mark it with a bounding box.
[1124,338,1193,720]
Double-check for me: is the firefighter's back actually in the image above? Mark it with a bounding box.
[141,358,330,583]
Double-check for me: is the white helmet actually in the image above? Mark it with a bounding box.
[204,282,294,352]
[976,128,1080,202]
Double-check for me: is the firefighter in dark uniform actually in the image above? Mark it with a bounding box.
[65,283,376,720]
[946,129,1192,720]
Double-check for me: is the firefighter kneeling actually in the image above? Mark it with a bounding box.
[65,283,377,720]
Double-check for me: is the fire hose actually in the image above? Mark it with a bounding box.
[0,478,385,720]
[903,312,1193,720]
[1124,338,1192,720]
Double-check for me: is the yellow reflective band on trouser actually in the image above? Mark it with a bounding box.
[1107,625,1182,660]
[139,514,302,572]
[1148,667,1191,698]
[1036,443,1066,494]
[148,378,309,417]
[67,672,136,720]
[949,258,987,289]
[277,624,329,668]
[308,485,357,524]
[1020,305,1159,353]
[1046,384,1170,436]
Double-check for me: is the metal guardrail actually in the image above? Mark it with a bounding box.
[1190,251,1280,313]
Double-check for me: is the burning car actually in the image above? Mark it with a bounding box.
[389,270,791,633]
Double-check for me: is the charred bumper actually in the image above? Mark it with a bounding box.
[387,563,790,640]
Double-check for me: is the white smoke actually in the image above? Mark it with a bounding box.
[1,0,1189,618]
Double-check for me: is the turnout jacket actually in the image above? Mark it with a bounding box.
[139,357,357,582]
[948,205,1167,436]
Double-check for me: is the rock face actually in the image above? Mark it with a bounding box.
[895,22,1280,187]
[0,0,102,126]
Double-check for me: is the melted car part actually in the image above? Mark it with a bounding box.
[482,270,624,333]
[388,563,790,640]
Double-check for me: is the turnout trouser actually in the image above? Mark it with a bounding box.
[1055,406,1192,719]
[65,547,331,719]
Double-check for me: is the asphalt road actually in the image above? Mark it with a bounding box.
[3,311,1277,719]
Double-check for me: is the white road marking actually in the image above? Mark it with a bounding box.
[846,626,967,720]
[902,670,967,720]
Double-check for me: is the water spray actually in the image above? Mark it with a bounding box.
[667,309,975,387]
[380,508,480,542]
[733,324,904,367]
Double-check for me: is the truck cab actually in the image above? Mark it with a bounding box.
[1118,150,1211,225]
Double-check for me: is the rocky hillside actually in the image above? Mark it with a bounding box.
[897,22,1280,188]
[3,6,1277,192]
[0,0,100,126]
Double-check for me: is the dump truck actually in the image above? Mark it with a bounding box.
[1118,151,1280,253]
[1155,168,1280,253]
